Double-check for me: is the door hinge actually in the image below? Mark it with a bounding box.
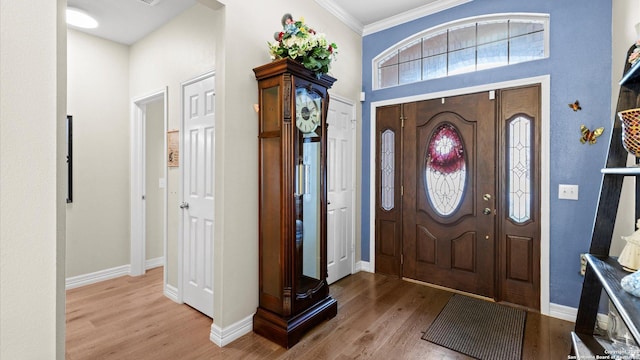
[401,185,404,196]
[401,254,404,265]
[401,117,405,128]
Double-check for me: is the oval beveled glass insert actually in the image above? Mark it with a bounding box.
[425,123,466,216]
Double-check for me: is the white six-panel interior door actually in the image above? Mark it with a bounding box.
[181,73,215,318]
[327,96,356,284]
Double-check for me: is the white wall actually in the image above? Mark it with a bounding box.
[66,29,131,277]
[611,2,640,256]
[213,0,363,329]
[145,100,165,261]
[0,0,66,358]
[129,2,217,287]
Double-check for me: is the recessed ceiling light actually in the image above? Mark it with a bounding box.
[138,0,163,5]
[66,8,98,29]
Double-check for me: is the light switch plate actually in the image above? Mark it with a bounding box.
[559,184,579,200]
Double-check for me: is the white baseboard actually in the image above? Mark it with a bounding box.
[549,303,578,322]
[356,261,373,273]
[65,264,131,290]
[210,314,254,347]
[145,256,164,270]
[66,258,165,290]
[164,283,179,303]
[549,302,610,329]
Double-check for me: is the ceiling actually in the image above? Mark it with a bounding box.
[66,0,470,45]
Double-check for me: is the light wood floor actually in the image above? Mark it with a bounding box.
[66,267,573,359]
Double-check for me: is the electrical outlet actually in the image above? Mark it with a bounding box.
[580,253,587,276]
[559,184,579,200]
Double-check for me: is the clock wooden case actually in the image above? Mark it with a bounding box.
[253,58,337,348]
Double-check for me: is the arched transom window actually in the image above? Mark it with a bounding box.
[373,14,549,89]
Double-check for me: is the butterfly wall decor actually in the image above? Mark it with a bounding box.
[580,125,604,144]
[569,100,582,112]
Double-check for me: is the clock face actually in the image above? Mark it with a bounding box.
[295,87,321,134]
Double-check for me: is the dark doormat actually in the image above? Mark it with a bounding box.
[421,294,527,360]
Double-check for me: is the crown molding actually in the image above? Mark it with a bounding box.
[363,0,473,36]
[314,0,364,35]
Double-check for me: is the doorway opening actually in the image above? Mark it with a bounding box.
[131,89,169,290]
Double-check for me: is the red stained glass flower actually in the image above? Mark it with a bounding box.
[427,124,465,174]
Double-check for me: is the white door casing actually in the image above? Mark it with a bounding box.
[326,95,356,284]
[181,73,215,318]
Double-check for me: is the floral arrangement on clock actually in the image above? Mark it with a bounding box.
[268,13,338,77]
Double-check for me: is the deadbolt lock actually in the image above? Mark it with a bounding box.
[483,194,492,201]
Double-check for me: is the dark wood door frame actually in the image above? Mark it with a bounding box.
[370,79,548,311]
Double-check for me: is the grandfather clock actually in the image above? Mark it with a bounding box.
[253,58,337,348]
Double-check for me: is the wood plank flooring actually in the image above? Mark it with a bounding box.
[66,268,573,359]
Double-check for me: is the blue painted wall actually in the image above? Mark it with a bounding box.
[361,0,613,308]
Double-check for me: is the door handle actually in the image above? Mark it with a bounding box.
[180,202,190,209]
[482,207,492,215]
